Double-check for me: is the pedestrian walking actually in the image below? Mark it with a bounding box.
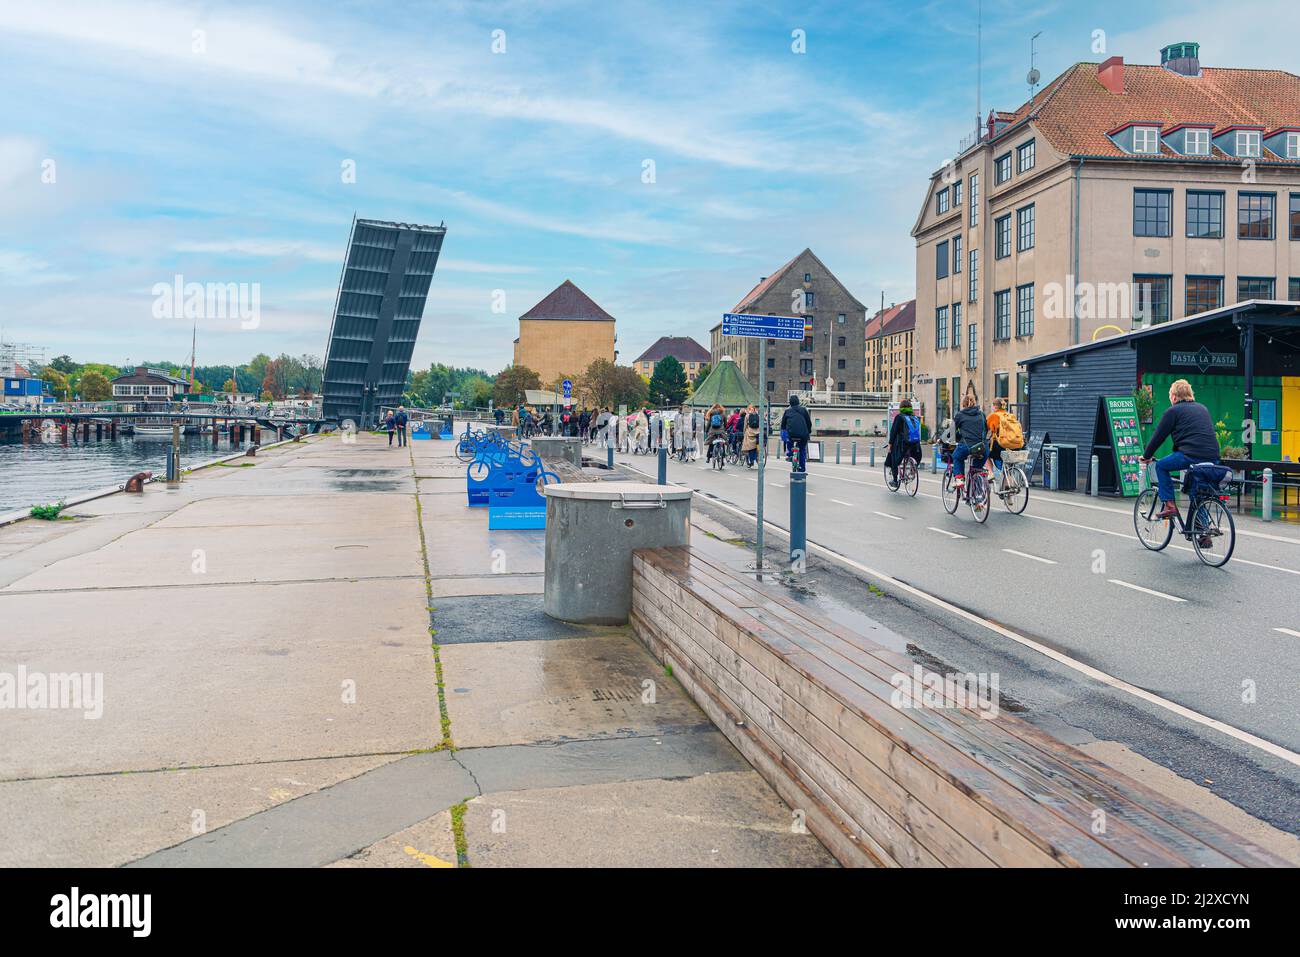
[395,406,409,447]
[383,409,397,447]
[741,404,761,467]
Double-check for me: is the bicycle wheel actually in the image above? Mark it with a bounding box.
[454,439,474,463]
[903,459,919,497]
[1191,498,1235,567]
[1002,466,1029,514]
[883,461,899,492]
[967,471,990,523]
[1133,489,1173,551]
[941,471,960,514]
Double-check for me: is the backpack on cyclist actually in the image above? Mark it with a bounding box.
[995,411,1025,450]
[710,412,723,429]
[747,412,759,429]
[904,414,920,443]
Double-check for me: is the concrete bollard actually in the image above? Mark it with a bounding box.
[835,440,841,464]
[790,471,807,570]
[657,446,667,485]
[869,443,876,468]
[851,440,857,465]
[1090,454,1100,497]
[932,445,940,474]
[1263,468,1273,522]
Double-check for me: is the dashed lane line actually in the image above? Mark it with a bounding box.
[1108,579,1187,602]
[927,526,967,539]
[830,499,856,507]
[872,511,903,521]
[1002,548,1057,565]
[1274,628,1300,638]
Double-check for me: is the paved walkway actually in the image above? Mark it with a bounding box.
[0,431,832,867]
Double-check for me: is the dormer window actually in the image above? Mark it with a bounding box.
[1133,126,1160,154]
[1185,128,1210,155]
[1287,132,1300,159]
[1237,130,1261,157]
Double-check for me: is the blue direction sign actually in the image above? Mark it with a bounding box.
[562,379,572,406]
[722,313,806,340]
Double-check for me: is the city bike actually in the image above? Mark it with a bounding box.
[1133,462,1236,567]
[940,447,990,523]
[884,453,919,496]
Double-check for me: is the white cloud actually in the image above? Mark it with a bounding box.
[173,239,340,261]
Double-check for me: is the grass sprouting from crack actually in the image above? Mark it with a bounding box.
[449,800,471,867]
[411,447,454,753]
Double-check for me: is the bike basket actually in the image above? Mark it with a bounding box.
[1000,449,1029,466]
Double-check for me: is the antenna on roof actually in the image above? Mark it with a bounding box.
[1027,31,1043,106]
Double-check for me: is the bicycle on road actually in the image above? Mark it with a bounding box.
[939,445,991,523]
[709,436,728,471]
[991,451,1030,514]
[1133,461,1236,567]
[884,453,919,497]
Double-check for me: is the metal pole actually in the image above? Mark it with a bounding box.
[835,440,841,464]
[851,439,857,465]
[657,445,667,485]
[1049,448,1059,491]
[789,470,807,569]
[1263,467,1273,522]
[167,420,180,487]
[932,444,939,473]
[869,443,875,467]
[1090,454,1099,497]
[756,337,766,571]
[607,445,614,469]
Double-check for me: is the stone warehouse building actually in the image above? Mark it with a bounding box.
[865,299,916,396]
[633,336,711,382]
[512,280,617,388]
[912,42,1300,427]
[710,249,867,399]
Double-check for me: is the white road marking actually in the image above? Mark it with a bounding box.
[1108,579,1186,602]
[1002,548,1057,565]
[872,510,903,521]
[1274,628,1300,639]
[830,499,855,507]
[927,526,967,539]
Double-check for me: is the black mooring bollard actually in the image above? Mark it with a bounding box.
[657,446,667,485]
[789,471,807,570]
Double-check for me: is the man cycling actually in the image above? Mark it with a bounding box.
[1139,379,1220,520]
[704,403,728,465]
[885,399,922,487]
[779,395,812,471]
[951,393,986,488]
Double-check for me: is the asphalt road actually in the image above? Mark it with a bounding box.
[608,443,1300,781]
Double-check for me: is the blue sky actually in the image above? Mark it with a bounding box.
[1,0,1295,373]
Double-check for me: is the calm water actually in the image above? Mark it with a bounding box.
[0,432,254,512]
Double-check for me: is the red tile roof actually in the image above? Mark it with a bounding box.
[997,62,1300,161]
[634,336,710,364]
[519,279,615,321]
[866,300,916,340]
[731,250,804,313]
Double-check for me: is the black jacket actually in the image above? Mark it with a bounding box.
[953,406,985,446]
[780,404,812,440]
[1142,401,1219,462]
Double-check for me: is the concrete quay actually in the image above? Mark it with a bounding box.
[0,430,833,867]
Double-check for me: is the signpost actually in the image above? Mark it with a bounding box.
[720,313,806,570]
[562,379,572,406]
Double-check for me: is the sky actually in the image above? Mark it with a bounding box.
[1,0,1296,375]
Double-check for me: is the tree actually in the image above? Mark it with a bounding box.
[464,376,494,408]
[694,363,711,383]
[493,365,541,408]
[49,355,79,374]
[222,378,237,394]
[648,355,688,406]
[79,370,111,401]
[261,357,290,399]
[40,367,69,400]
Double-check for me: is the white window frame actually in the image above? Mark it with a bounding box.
[1237,130,1261,158]
[1185,128,1210,156]
[1287,132,1300,160]
[1133,126,1160,154]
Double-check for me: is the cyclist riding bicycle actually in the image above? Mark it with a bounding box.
[704,403,728,465]
[1138,378,1220,522]
[951,393,986,488]
[779,395,812,472]
[885,398,922,486]
[985,398,1024,479]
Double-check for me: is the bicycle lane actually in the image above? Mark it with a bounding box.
[613,449,1300,764]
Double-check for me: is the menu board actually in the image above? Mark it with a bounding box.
[1101,395,1145,497]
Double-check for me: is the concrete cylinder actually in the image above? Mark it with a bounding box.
[531,436,582,468]
[543,482,692,625]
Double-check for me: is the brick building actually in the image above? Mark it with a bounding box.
[512,280,617,388]
[633,336,710,382]
[865,299,916,396]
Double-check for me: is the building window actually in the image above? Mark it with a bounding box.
[995,215,1011,258]
[953,235,962,273]
[800,359,814,375]
[1134,189,1172,237]
[994,373,1009,399]
[804,290,816,308]
[1186,191,1224,239]
[1290,278,1300,302]
[1185,128,1210,155]
[767,357,775,368]
[1290,194,1300,241]
[837,358,846,369]
[804,273,812,282]
[936,306,948,350]
[1016,204,1035,251]
[967,324,977,370]
[994,153,1012,184]
[1236,130,1262,157]
[1185,276,1223,315]
[968,249,978,302]
[1287,133,1300,159]
[837,313,845,324]
[936,240,949,279]
[1237,277,1275,301]
[1133,126,1160,154]
[1016,139,1035,173]
[951,303,961,350]
[936,188,950,214]
[837,335,845,346]
[1016,284,1035,337]
[1238,192,1275,239]
[800,335,813,353]
[969,174,979,226]
[1134,275,1171,326]
[953,178,962,206]
[767,380,774,392]
[993,289,1011,340]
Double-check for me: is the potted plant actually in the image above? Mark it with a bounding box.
[1133,385,1154,425]
[1215,419,1248,460]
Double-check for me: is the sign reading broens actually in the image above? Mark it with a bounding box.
[1171,347,1237,374]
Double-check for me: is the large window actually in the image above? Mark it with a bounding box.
[936,188,950,214]
[1290,278,1300,302]
[936,305,949,350]
[1017,204,1035,251]
[968,249,978,302]
[1237,277,1275,301]
[951,303,962,350]
[1186,191,1224,239]
[936,240,949,279]
[994,153,1012,184]
[969,174,979,226]
[995,215,1011,259]
[967,323,977,370]
[1134,275,1171,326]
[1134,189,1172,237]
[1016,284,1034,337]
[1239,192,1275,239]
[952,235,962,274]
[1290,194,1300,241]
[994,373,1009,399]
[993,289,1011,340]
[1185,276,1223,315]
[1017,139,1036,172]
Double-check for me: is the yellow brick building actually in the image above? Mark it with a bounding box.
[512,280,617,387]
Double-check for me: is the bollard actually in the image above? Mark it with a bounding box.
[657,446,667,485]
[1138,460,1149,493]
[1090,454,1100,497]
[932,444,939,474]
[851,440,857,465]
[869,443,876,467]
[789,471,807,570]
[1263,468,1273,522]
[607,445,614,469]
[1049,449,1060,491]
[835,440,841,464]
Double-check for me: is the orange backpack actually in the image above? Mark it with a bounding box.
[996,411,1025,450]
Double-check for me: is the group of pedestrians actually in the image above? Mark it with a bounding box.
[381,406,409,447]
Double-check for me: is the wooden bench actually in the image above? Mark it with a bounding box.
[630,546,1285,868]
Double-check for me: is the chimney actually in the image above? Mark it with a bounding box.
[986,110,996,140]
[1161,41,1201,77]
[1098,56,1124,94]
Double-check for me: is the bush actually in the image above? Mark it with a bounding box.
[30,501,66,520]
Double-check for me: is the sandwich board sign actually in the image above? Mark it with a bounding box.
[1092,395,1145,497]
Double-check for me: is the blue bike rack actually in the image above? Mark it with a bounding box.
[463,435,555,529]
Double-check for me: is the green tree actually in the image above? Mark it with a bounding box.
[41,367,69,400]
[493,365,541,408]
[648,355,688,406]
[222,378,237,394]
[49,355,80,374]
[79,370,112,401]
